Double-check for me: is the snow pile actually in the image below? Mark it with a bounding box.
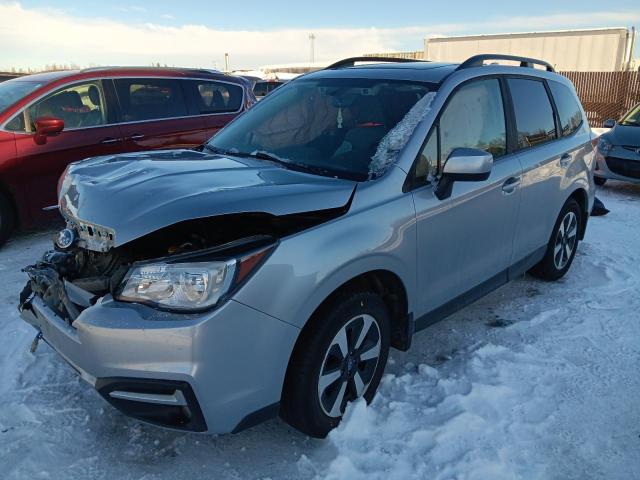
[323,343,558,480]
[368,91,437,178]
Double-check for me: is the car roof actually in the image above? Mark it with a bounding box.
[13,67,245,85]
[301,57,564,85]
[303,62,458,84]
[9,70,81,83]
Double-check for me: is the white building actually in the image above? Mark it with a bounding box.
[424,27,637,71]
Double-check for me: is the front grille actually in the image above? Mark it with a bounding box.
[621,146,640,155]
[606,157,640,179]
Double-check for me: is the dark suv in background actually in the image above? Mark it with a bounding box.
[0,67,255,245]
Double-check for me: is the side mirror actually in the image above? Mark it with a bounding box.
[34,116,64,144]
[435,148,493,200]
[603,119,616,129]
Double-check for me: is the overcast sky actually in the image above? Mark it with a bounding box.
[0,1,638,71]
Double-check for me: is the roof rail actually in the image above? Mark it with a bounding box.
[456,54,555,72]
[326,56,423,70]
[80,66,222,74]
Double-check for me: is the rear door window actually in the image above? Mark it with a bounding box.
[548,81,583,136]
[508,78,557,149]
[187,80,243,114]
[114,78,188,122]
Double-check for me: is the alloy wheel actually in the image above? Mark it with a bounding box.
[553,211,578,270]
[317,314,381,418]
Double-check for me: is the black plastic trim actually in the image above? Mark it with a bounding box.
[326,56,424,70]
[95,377,208,432]
[413,246,546,333]
[231,402,281,433]
[456,54,555,72]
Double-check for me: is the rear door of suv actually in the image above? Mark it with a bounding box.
[507,76,588,266]
[112,77,207,152]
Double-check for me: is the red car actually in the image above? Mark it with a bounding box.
[0,67,255,245]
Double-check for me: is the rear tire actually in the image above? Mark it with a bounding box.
[280,292,390,438]
[594,176,607,186]
[0,191,16,247]
[529,198,582,281]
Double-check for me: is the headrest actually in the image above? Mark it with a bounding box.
[87,85,101,106]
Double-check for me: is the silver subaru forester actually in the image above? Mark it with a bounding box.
[19,55,595,438]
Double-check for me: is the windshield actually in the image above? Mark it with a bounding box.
[208,77,434,180]
[620,104,640,126]
[0,80,43,115]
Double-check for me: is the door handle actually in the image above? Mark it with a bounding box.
[501,176,521,194]
[559,153,571,168]
[130,134,145,141]
[101,137,120,144]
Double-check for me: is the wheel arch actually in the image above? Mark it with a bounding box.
[567,187,589,240]
[279,268,411,411]
[282,268,410,379]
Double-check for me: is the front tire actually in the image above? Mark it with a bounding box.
[280,292,390,438]
[529,198,582,281]
[0,191,16,247]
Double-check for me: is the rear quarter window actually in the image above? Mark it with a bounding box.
[548,80,583,136]
[188,80,243,114]
[508,78,557,149]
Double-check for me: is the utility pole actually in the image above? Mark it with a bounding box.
[224,53,229,72]
[309,33,316,63]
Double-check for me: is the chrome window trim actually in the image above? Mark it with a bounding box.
[0,75,246,132]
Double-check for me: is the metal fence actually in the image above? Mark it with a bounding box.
[560,71,640,127]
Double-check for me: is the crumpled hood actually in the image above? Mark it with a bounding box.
[59,149,356,247]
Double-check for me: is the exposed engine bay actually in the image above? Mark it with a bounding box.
[21,208,348,323]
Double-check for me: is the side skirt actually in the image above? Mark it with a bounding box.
[414,246,546,333]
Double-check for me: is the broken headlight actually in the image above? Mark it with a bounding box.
[116,261,236,311]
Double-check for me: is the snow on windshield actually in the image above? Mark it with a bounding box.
[368,91,437,179]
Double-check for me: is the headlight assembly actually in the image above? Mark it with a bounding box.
[597,137,613,157]
[116,243,275,312]
[117,261,236,310]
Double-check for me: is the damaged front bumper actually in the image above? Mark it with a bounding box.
[19,278,300,434]
[595,146,640,183]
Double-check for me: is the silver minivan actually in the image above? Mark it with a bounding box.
[19,55,595,438]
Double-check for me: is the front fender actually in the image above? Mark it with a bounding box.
[233,193,417,329]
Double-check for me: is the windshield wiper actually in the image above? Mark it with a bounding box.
[202,144,241,156]
[202,145,285,163]
[204,145,366,181]
[249,151,342,177]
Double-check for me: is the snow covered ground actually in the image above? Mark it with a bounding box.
[1,181,639,480]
